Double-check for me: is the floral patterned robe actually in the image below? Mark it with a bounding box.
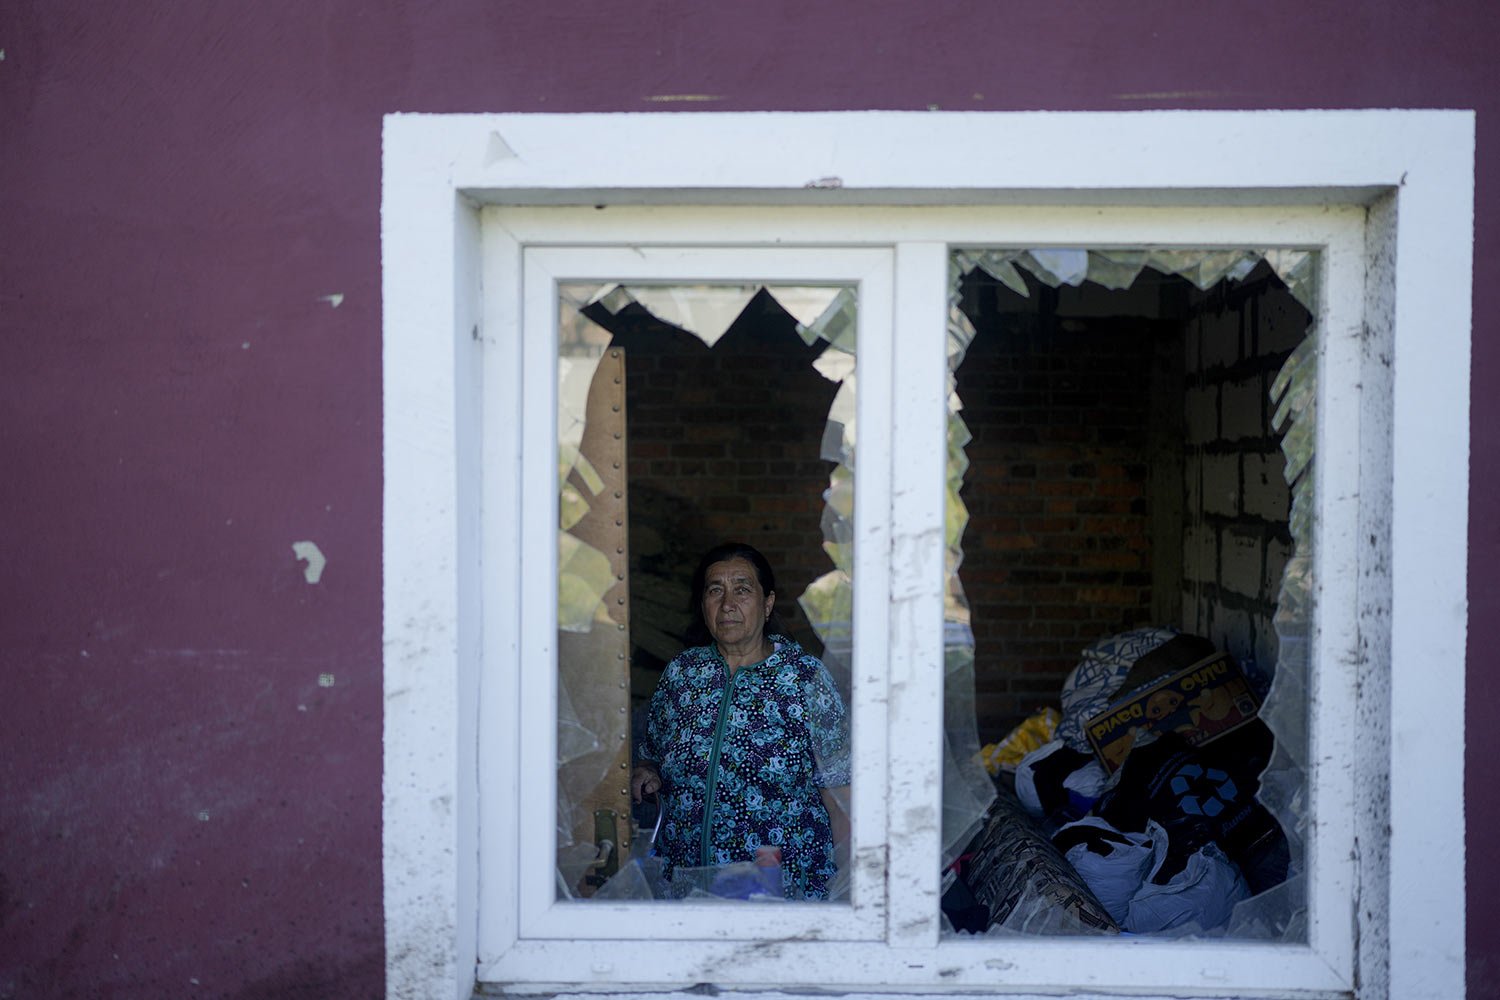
[638,635,849,899]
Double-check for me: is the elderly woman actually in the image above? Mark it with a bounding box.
[631,542,850,900]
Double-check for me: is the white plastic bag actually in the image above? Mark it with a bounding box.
[1125,822,1250,934]
[1057,817,1154,925]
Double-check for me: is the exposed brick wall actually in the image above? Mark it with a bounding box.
[954,266,1304,741]
[600,269,1305,741]
[597,291,840,681]
[954,275,1169,737]
[1179,269,1308,677]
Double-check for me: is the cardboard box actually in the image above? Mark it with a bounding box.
[1084,652,1260,772]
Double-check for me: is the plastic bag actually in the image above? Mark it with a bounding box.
[981,707,1060,774]
[1014,739,1104,823]
[670,860,786,901]
[1125,822,1250,934]
[1054,817,1154,925]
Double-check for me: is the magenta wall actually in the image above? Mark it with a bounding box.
[1,2,1494,997]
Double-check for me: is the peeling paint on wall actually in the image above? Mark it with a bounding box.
[318,293,344,308]
[292,541,326,583]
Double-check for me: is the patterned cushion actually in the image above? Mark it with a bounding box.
[955,783,1117,934]
[1055,628,1178,752]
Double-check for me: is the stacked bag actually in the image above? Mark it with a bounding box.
[1001,628,1289,935]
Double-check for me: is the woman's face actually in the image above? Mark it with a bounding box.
[701,556,776,651]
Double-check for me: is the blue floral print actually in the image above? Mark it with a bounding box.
[638,635,850,899]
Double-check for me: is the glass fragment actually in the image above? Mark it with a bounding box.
[947,247,1317,941]
[1025,248,1090,286]
[555,281,858,902]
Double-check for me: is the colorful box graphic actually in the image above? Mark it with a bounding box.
[1084,652,1261,772]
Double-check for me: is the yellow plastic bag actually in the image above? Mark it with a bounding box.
[980,707,1061,775]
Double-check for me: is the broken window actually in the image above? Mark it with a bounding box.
[940,248,1316,940]
[553,280,860,903]
[548,245,1319,940]
[383,111,1471,1000]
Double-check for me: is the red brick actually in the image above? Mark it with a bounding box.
[1025,517,1075,534]
[672,442,725,459]
[1036,480,1092,497]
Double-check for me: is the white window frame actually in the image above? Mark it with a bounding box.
[516,244,895,943]
[381,111,1472,1000]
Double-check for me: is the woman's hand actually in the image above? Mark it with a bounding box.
[631,764,662,804]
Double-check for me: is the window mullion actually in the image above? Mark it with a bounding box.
[884,241,950,949]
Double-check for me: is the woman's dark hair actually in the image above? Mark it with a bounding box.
[684,541,789,646]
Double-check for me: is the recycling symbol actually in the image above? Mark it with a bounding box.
[1171,763,1238,818]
